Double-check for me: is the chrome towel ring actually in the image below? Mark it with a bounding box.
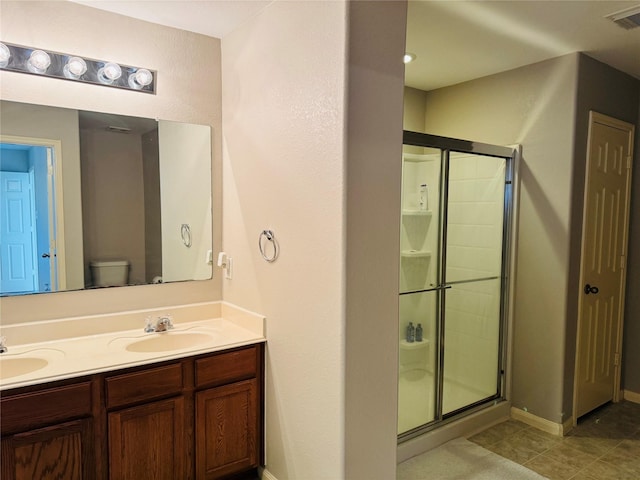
[181,223,192,248]
[259,230,279,263]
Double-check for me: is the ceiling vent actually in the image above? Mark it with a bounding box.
[107,126,131,134]
[606,4,640,29]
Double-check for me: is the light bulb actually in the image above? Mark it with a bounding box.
[27,49,51,74]
[97,62,122,84]
[63,56,87,79]
[0,43,10,68]
[128,68,153,89]
[403,53,416,64]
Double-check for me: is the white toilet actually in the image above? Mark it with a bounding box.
[90,260,130,287]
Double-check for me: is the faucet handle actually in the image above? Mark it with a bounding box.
[144,316,156,333]
[0,335,7,353]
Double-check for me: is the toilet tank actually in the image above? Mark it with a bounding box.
[90,260,130,287]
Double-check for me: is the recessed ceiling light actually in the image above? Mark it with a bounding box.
[403,53,416,64]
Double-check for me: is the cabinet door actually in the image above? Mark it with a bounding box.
[1,418,93,480]
[196,379,258,479]
[108,397,185,480]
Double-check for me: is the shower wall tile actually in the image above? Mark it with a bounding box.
[477,158,504,178]
[476,206,501,225]
[449,159,478,180]
[448,180,478,202]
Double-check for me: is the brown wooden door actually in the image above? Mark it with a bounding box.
[196,379,258,479]
[1,418,94,480]
[108,396,185,480]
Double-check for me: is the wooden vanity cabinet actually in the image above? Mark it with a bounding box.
[0,343,264,480]
[105,362,188,479]
[195,346,261,479]
[0,380,96,480]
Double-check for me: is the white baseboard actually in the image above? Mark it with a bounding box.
[623,390,640,404]
[260,468,278,480]
[510,407,572,436]
[562,416,574,435]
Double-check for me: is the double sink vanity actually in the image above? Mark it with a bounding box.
[0,301,266,480]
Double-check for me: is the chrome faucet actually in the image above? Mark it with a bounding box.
[0,335,7,353]
[144,315,174,333]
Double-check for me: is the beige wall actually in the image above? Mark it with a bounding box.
[345,2,406,478]
[0,1,222,322]
[222,3,408,477]
[0,100,84,290]
[403,86,427,132]
[142,129,162,283]
[422,55,580,424]
[80,129,146,285]
[624,93,640,393]
[221,1,348,478]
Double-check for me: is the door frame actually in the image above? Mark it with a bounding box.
[572,111,635,424]
[0,135,66,291]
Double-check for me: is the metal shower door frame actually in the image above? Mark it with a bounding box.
[399,130,517,442]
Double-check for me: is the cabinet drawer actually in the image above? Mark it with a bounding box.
[1,382,92,433]
[105,363,183,409]
[196,346,257,388]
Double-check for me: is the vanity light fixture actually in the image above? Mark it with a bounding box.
[128,68,153,89]
[0,43,10,68]
[0,42,156,94]
[97,62,122,84]
[63,56,87,79]
[27,49,51,74]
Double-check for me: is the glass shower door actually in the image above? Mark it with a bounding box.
[398,145,441,434]
[441,152,507,415]
[398,131,515,439]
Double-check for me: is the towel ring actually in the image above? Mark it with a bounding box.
[181,224,192,248]
[259,230,279,263]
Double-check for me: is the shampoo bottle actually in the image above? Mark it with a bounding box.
[406,322,415,343]
[419,184,428,210]
[416,323,423,342]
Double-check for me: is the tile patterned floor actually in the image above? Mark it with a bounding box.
[468,401,640,480]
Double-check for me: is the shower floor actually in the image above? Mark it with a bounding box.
[398,368,494,435]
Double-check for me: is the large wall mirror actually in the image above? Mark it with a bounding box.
[0,100,213,296]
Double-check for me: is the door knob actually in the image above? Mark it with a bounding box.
[42,253,50,258]
[584,284,599,295]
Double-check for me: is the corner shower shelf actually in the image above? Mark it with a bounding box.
[402,209,432,217]
[401,250,432,259]
[400,339,429,350]
[402,153,438,163]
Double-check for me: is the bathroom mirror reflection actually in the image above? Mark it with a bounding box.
[0,100,213,296]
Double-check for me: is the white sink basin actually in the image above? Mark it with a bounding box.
[112,331,218,353]
[0,348,65,381]
[0,357,49,380]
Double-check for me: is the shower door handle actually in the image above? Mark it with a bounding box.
[584,284,599,295]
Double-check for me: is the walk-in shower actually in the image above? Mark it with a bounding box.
[398,131,517,440]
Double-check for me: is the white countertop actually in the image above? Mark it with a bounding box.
[0,302,266,391]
